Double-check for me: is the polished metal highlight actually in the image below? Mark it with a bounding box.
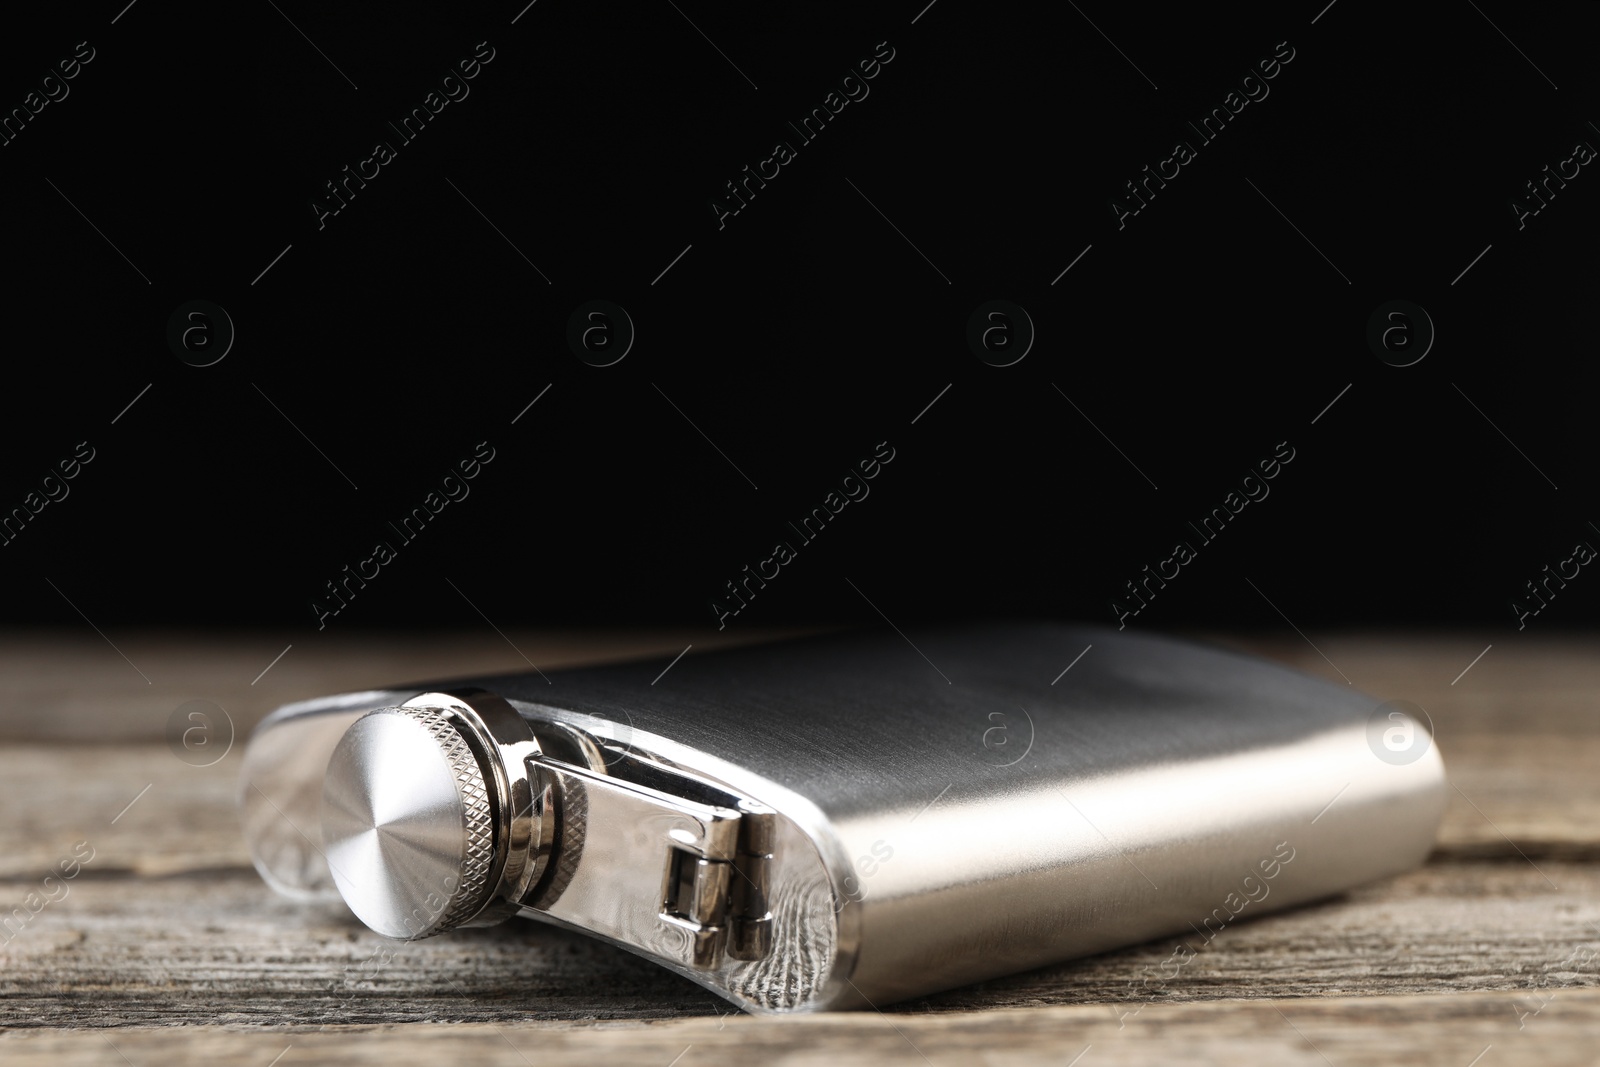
[240,623,1448,1013]
[321,705,497,939]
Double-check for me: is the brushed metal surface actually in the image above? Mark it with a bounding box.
[243,623,1448,1012]
[456,623,1448,1009]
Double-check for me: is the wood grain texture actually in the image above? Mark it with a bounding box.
[2,990,1598,1067]
[1,863,1597,1028]
[2,629,1596,1062]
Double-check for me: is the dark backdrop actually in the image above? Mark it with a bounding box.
[1,1,1595,638]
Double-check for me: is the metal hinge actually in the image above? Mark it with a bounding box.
[660,798,775,966]
[521,744,776,971]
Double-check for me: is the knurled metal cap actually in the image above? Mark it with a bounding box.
[320,706,497,940]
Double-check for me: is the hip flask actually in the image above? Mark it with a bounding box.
[239,623,1446,1013]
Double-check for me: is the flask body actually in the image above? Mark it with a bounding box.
[241,624,1446,1012]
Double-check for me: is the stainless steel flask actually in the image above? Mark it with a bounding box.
[239,623,1446,1013]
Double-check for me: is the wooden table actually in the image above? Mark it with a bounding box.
[3,628,1597,1064]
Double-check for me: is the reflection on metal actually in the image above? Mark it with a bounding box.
[241,624,1447,1013]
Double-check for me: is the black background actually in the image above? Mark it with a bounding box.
[1,1,1595,638]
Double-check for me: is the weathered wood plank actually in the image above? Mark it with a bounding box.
[6,628,1593,742]
[3,630,1595,1055]
[0,626,820,742]
[1426,733,1600,859]
[2,989,1597,1066]
[2,863,1596,1027]
[0,745,247,879]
